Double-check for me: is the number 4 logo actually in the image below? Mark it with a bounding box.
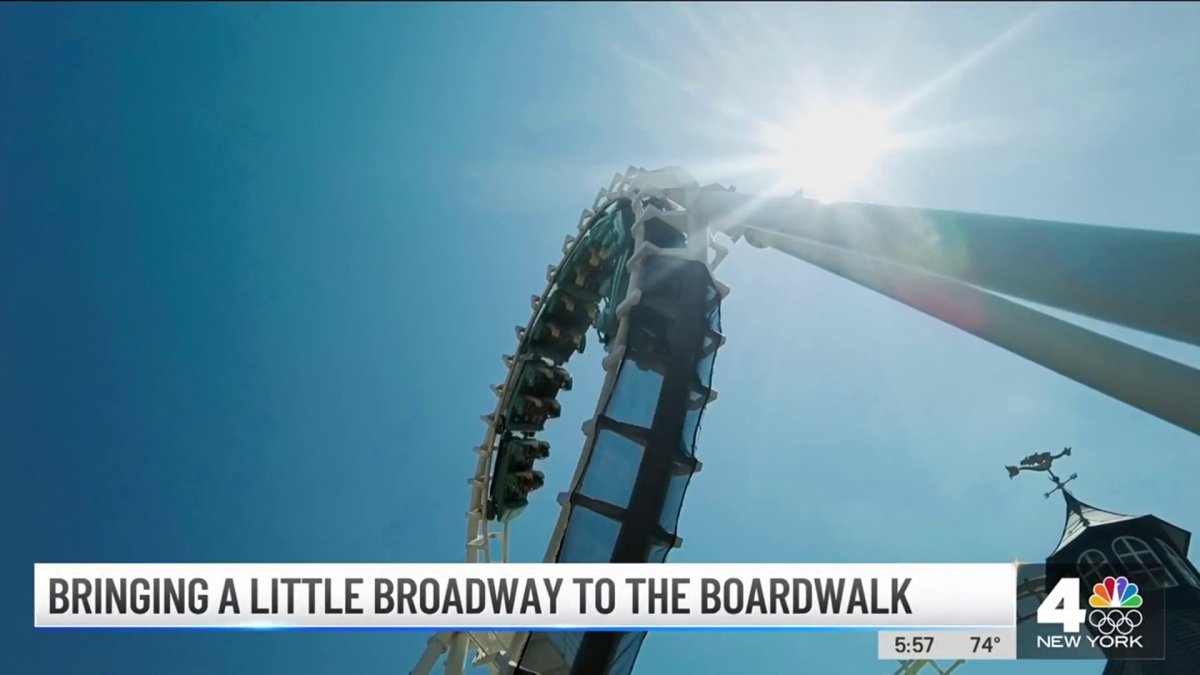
[1037,577,1088,633]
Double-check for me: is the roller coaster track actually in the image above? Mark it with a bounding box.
[413,166,1200,675]
[414,167,730,675]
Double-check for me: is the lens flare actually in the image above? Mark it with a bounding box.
[760,102,895,199]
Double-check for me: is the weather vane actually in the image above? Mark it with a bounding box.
[1006,447,1078,499]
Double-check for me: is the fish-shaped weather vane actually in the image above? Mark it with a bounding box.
[1006,447,1078,499]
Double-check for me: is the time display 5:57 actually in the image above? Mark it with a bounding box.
[893,635,935,654]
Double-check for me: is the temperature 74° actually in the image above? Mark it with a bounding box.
[970,635,1002,654]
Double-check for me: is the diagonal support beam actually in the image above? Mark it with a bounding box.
[745,227,1200,437]
[696,191,1200,346]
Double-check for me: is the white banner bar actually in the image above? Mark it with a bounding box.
[34,563,1016,629]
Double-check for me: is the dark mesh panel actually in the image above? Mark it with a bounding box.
[559,507,621,563]
[672,295,722,538]
[687,290,722,451]
[608,632,648,675]
[658,468,690,534]
[605,364,663,430]
[548,631,585,669]
[579,429,645,510]
[683,404,703,457]
[648,541,670,564]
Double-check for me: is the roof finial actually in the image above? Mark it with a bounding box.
[1005,447,1078,498]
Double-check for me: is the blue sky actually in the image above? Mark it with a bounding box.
[3,3,1199,674]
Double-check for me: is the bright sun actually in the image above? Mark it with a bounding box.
[760,102,895,199]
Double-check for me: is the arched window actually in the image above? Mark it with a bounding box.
[1078,549,1118,587]
[1157,538,1200,588]
[1112,536,1177,589]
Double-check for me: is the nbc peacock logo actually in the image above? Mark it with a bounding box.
[1089,576,1142,609]
[1087,576,1144,644]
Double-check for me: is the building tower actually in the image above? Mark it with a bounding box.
[1009,448,1200,673]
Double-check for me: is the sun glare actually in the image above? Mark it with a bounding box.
[761,102,895,199]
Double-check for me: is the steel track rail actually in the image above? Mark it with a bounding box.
[413,168,730,675]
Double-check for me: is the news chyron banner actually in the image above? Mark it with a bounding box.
[1016,563,1166,661]
[36,563,1013,631]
